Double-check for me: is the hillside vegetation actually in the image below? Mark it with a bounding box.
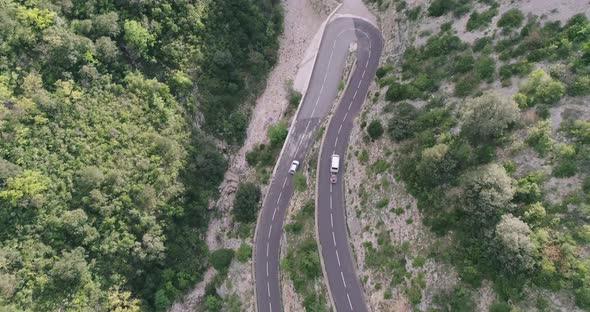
[0,0,281,311]
[365,0,590,309]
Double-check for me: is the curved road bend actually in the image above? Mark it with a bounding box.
[254,17,382,312]
[316,19,382,312]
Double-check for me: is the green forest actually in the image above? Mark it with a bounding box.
[0,0,281,311]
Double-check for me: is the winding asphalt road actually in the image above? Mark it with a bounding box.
[254,17,382,312]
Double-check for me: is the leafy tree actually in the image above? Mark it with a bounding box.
[523,202,546,226]
[233,182,261,223]
[494,214,536,275]
[515,69,565,107]
[460,164,515,225]
[367,120,384,140]
[123,20,155,57]
[460,92,519,143]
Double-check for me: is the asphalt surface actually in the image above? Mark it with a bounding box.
[254,17,382,312]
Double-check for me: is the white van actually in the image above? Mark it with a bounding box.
[331,154,340,173]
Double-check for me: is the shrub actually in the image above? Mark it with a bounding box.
[569,75,590,96]
[245,148,260,166]
[552,143,577,177]
[385,82,421,102]
[388,102,418,140]
[407,6,421,21]
[412,256,426,267]
[455,75,480,96]
[527,120,553,157]
[576,287,590,310]
[233,182,262,223]
[489,302,512,312]
[473,37,493,52]
[376,198,389,209]
[287,86,302,107]
[236,242,252,263]
[376,64,393,79]
[497,9,524,31]
[293,172,307,192]
[209,248,235,271]
[268,121,288,148]
[367,120,384,140]
[466,8,497,32]
[453,54,475,74]
[371,159,390,174]
[475,56,496,81]
[427,0,454,17]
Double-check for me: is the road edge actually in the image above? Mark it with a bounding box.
[314,54,358,312]
[251,3,342,311]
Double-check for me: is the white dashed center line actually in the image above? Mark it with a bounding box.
[347,293,354,310]
[341,271,347,288]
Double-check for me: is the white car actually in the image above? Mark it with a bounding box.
[330,154,340,173]
[289,160,299,174]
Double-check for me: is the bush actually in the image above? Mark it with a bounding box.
[387,102,418,141]
[427,0,455,17]
[209,248,235,271]
[489,302,512,312]
[497,9,524,31]
[233,182,262,223]
[367,120,384,140]
[236,242,252,263]
[527,120,553,157]
[376,64,393,79]
[293,172,307,192]
[412,256,426,267]
[385,82,421,102]
[569,75,590,96]
[287,85,302,107]
[268,121,288,148]
[473,37,493,52]
[553,143,577,177]
[455,75,480,96]
[407,6,421,21]
[475,56,496,81]
[466,8,498,32]
[453,54,475,74]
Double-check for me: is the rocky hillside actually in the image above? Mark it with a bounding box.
[346,0,590,310]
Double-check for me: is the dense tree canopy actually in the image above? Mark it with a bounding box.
[461,92,520,143]
[0,0,281,310]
